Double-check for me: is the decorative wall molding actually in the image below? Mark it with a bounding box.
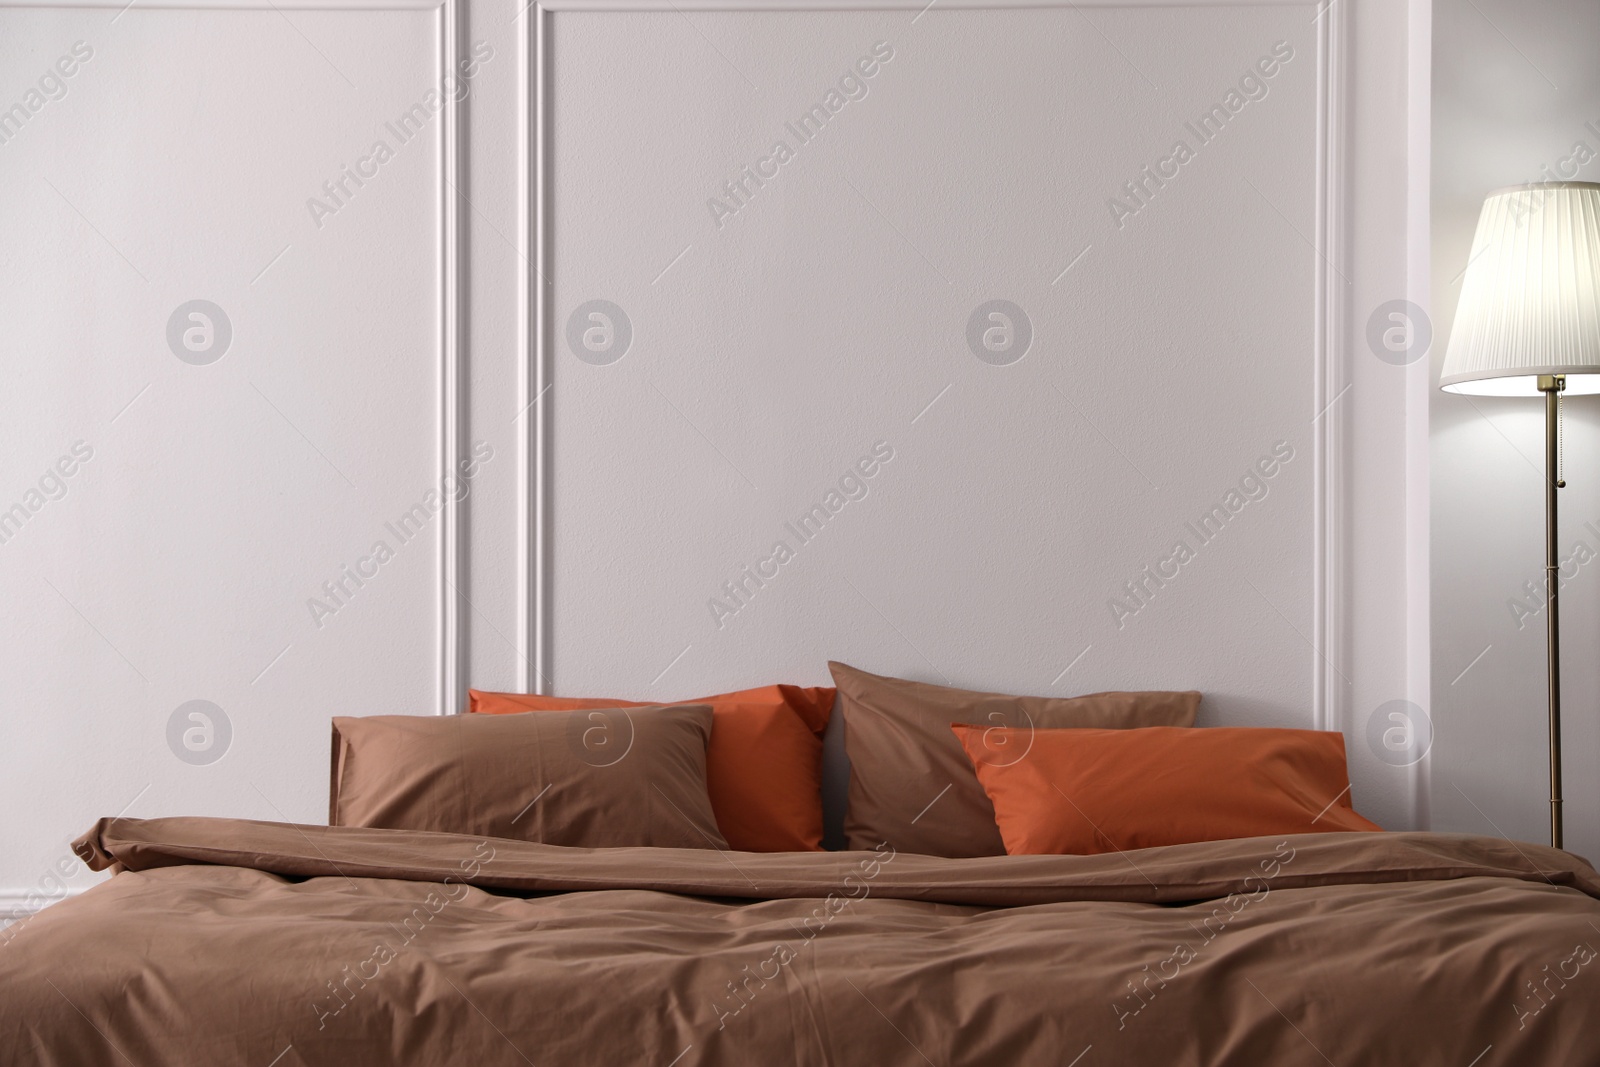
[1311,0,1349,737]
[519,0,1354,721]
[518,0,554,694]
[539,0,1317,8]
[0,0,439,7]
[436,0,466,715]
[1404,0,1432,830]
[0,0,470,715]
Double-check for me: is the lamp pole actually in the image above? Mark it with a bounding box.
[1539,373,1565,850]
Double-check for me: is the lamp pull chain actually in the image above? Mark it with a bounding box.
[1559,391,1567,489]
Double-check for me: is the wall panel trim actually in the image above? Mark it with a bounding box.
[541,0,1315,9]
[518,0,554,694]
[520,0,1353,716]
[0,0,469,715]
[0,0,440,7]
[437,0,466,714]
[1311,0,1349,736]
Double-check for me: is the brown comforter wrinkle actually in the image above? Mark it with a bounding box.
[0,817,1592,1067]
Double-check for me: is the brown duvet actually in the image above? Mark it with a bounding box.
[2,818,1598,1066]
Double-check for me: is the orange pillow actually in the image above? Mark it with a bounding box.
[469,685,834,852]
[952,724,1380,855]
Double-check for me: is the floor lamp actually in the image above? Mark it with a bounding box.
[1440,181,1600,850]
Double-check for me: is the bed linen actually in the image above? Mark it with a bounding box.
[330,706,727,850]
[3,817,1598,1065]
[468,684,836,852]
[829,661,1201,857]
[953,724,1381,853]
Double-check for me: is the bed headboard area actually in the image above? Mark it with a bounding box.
[516,0,1425,830]
[0,0,1427,902]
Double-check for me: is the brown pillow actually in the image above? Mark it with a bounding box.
[330,706,728,851]
[468,685,834,852]
[829,661,1200,857]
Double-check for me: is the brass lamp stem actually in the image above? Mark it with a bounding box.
[1538,373,1566,850]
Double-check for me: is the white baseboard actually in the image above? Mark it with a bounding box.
[0,888,87,928]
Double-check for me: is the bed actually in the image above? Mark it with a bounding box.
[6,670,1598,1065]
[2,816,1597,1065]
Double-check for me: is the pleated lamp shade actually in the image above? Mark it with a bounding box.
[1441,181,1600,396]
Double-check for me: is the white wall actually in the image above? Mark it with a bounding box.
[0,0,1426,908]
[537,0,1424,834]
[1431,0,1600,859]
[0,0,470,906]
[550,5,1320,711]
